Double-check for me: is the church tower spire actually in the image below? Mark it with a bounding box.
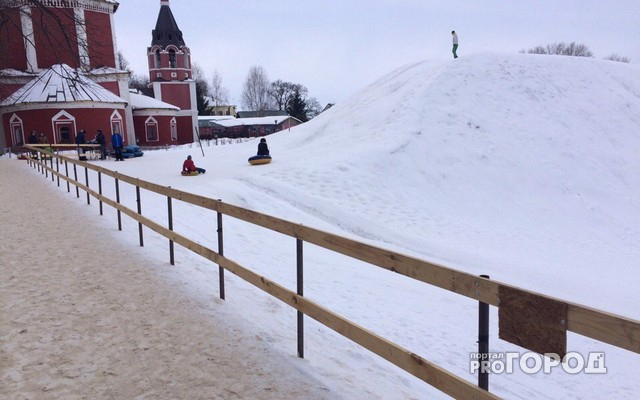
[151,0,186,48]
[146,0,198,144]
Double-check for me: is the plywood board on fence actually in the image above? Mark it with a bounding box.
[499,286,567,357]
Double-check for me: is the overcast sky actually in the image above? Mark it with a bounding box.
[114,0,640,107]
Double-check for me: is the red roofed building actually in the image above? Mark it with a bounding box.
[0,0,197,149]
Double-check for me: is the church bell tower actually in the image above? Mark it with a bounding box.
[147,0,198,141]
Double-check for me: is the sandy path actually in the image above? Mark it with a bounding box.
[0,158,337,400]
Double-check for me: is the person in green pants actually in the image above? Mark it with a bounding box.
[451,30,459,59]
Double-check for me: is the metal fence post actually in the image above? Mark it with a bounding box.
[64,160,70,192]
[167,192,174,265]
[55,157,60,187]
[84,166,90,205]
[136,185,143,247]
[115,177,122,231]
[297,238,304,358]
[217,201,225,300]
[478,274,490,391]
[73,163,79,198]
[98,171,103,215]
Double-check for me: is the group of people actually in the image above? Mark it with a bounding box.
[27,131,48,145]
[73,129,125,161]
[182,138,271,175]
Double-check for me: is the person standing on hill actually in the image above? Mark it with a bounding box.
[451,30,459,59]
[111,131,124,161]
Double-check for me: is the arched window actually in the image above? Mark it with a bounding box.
[110,110,123,138]
[169,49,176,68]
[9,114,24,146]
[170,117,177,141]
[154,49,161,68]
[145,116,159,142]
[51,110,76,144]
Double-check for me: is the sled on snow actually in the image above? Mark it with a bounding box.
[181,171,200,176]
[248,155,272,165]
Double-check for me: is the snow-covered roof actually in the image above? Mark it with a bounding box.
[0,69,37,78]
[89,66,129,76]
[129,92,180,111]
[198,115,235,122]
[211,115,298,128]
[0,64,126,106]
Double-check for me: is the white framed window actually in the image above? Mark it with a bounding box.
[110,110,123,138]
[51,110,76,144]
[145,116,159,142]
[170,117,177,141]
[9,114,24,146]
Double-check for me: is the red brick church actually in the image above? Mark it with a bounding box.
[0,0,197,149]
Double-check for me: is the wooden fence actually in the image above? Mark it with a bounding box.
[23,146,640,399]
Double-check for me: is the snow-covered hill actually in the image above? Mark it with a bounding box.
[30,53,640,399]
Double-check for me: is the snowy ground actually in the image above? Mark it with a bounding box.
[2,53,639,399]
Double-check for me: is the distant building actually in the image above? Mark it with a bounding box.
[0,0,197,149]
[198,115,301,140]
[236,110,289,119]
[209,105,237,117]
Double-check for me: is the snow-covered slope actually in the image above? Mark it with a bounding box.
[62,53,640,399]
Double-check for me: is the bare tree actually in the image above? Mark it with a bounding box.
[117,50,130,71]
[523,42,593,57]
[604,54,631,63]
[269,79,298,111]
[129,73,149,91]
[241,65,273,112]
[210,70,229,107]
[192,63,211,115]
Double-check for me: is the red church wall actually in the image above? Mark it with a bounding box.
[0,84,27,103]
[2,107,126,147]
[85,11,116,68]
[175,115,194,143]
[98,81,121,96]
[32,8,80,69]
[0,8,28,70]
[160,83,192,110]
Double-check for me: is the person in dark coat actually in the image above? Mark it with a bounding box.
[111,132,124,161]
[75,130,87,155]
[182,155,205,174]
[28,131,38,144]
[28,131,38,156]
[257,138,270,156]
[96,129,107,160]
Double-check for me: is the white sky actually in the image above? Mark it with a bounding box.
[113,0,640,107]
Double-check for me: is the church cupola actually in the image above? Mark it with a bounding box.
[151,0,186,48]
[147,0,191,82]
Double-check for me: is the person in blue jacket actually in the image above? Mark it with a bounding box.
[111,132,124,161]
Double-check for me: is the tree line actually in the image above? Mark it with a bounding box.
[521,41,631,63]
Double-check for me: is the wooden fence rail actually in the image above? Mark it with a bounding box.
[23,147,640,399]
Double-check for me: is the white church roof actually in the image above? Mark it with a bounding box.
[129,91,180,111]
[0,64,126,106]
